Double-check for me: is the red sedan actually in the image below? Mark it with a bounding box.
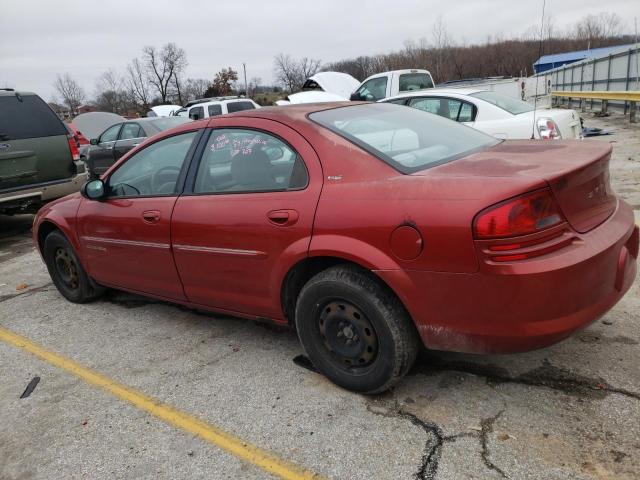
[33,102,638,393]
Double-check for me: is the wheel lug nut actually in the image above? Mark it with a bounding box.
[353,335,359,341]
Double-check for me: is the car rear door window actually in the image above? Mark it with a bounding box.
[226,101,256,113]
[108,131,197,197]
[0,95,67,140]
[408,97,475,122]
[208,104,223,117]
[119,123,143,140]
[194,129,307,194]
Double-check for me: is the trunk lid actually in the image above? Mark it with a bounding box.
[419,140,616,233]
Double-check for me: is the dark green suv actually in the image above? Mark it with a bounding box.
[0,89,87,214]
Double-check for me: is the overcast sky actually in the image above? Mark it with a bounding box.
[0,0,637,101]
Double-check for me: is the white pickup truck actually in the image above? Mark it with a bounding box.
[349,69,435,102]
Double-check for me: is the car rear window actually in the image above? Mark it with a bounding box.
[470,91,534,115]
[398,73,434,92]
[0,94,67,140]
[226,101,256,113]
[310,103,500,174]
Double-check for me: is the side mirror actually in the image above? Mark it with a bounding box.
[350,92,362,101]
[90,138,98,145]
[81,179,106,200]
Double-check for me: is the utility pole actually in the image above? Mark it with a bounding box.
[243,63,248,97]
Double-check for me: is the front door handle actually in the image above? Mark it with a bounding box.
[142,210,161,224]
[267,209,299,226]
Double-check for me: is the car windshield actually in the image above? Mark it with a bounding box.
[470,91,534,115]
[310,103,500,174]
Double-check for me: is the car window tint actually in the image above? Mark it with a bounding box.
[119,123,142,140]
[189,106,204,120]
[194,129,307,194]
[398,73,434,92]
[356,77,387,101]
[108,131,197,198]
[226,101,256,113]
[208,104,223,117]
[100,124,121,143]
[458,102,475,122]
[0,95,67,140]
[310,103,499,174]
[408,97,462,121]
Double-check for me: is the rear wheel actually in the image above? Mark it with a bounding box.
[295,265,419,394]
[43,230,105,303]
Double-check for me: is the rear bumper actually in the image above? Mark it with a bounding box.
[0,169,87,212]
[376,200,638,354]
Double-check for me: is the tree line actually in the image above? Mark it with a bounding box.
[53,11,636,115]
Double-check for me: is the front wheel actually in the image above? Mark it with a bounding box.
[295,265,419,394]
[43,230,105,303]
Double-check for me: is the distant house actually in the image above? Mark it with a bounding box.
[77,104,97,114]
[533,43,636,74]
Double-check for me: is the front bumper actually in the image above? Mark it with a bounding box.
[377,200,638,354]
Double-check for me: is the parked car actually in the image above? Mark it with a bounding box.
[174,98,260,120]
[383,88,582,140]
[33,102,638,393]
[350,69,435,102]
[147,105,182,117]
[66,123,90,147]
[0,89,87,215]
[85,117,192,177]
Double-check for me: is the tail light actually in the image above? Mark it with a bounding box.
[473,188,564,239]
[67,133,80,161]
[536,117,561,139]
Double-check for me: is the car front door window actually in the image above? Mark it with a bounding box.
[99,124,121,143]
[189,106,204,120]
[108,131,197,197]
[357,77,388,101]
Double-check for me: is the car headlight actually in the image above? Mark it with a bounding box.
[536,117,561,140]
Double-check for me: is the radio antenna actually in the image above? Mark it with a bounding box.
[531,0,547,139]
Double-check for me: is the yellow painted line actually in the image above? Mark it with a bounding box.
[552,90,640,102]
[0,326,322,480]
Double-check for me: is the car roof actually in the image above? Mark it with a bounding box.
[384,88,486,101]
[0,89,37,97]
[192,98,255,108]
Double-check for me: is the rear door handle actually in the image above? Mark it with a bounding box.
[142,210,161,224]
[267,209,299,226]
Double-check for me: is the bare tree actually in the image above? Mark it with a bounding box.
[53,73,85,116]
[273,54,321,92]
[126,58,151,110]
[574,12,624,46]
[142,43,187,103]
[183,78,211,102]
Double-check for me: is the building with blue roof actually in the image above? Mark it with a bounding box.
[533,44,636,73]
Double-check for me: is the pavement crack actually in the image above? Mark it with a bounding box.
[367,402,443,480]
[413,357,640,401]
[480,410,508,479]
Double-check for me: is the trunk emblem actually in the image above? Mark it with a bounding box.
[0,143,11,150]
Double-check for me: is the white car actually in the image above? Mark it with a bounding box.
[382,88,581,140]
[174,98,260,120]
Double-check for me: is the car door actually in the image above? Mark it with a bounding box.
[77,130,200,300]
[171,118,323,319]
[113,122,146,160]
[88,123,121,176]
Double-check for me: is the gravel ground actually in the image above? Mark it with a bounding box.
[0,112,638,480]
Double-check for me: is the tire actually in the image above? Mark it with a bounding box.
[43,230,105,303]
[295,265,419,394]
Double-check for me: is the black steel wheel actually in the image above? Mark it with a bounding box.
[295,265,419,394]
[43,230,105,303]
